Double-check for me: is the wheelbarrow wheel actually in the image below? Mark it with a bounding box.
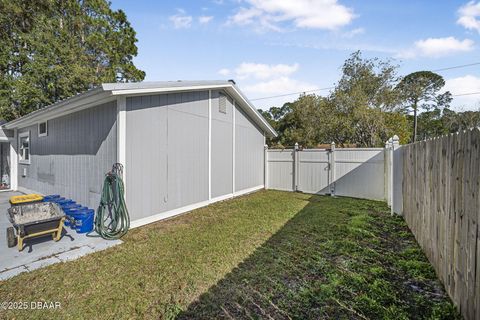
[6,227,16,248]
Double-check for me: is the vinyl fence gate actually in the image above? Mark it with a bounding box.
[266,142,389,201]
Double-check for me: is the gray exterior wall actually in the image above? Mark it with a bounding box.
[18,101,117,209]
[126,90,265,222]
[235,106,265,191]
[0,128,13,139]
[211,90,233,198]
[126,92,209,221]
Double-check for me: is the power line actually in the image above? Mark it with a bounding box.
[249,61,480,102]
[432,62,480,72]
[452,91,480,97]
[250,86,335,101]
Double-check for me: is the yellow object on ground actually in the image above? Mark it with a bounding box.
[16,217,65,251]
[9,194,44,205]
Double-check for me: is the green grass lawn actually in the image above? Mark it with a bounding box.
[0,190,459,319]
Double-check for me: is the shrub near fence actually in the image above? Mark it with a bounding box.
[402,128,480,320]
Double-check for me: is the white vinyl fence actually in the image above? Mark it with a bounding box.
[267,131,480,319]
[266,140,398,201]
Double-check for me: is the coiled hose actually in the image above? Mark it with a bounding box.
[93,163,130,239]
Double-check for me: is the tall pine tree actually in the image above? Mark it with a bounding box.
[0,0,145,121]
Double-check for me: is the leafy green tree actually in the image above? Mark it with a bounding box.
[396,71,452,142]
[0,0,145,121]
[330,51,409,146]
[441,107,480,133]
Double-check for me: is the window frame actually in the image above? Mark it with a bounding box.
[38,121,48,137]
[19,131,30,165]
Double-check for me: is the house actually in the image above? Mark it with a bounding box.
[1,81,277,227]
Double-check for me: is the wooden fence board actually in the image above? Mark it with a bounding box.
[403,128,480,320]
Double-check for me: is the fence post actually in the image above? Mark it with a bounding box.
[391,135,399,215]
[330,142,336,196]
[294,142,299,191]
[264,144,269,190]
[385,139,391,206]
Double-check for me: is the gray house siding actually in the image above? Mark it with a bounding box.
[126,90,265,223]
[235,105,264,191]
[126,92,209,221]
[17,101,117,209]
[0,128,13,139]
[211,90,233,198]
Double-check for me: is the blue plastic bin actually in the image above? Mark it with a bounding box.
[43,195,61,202]
[68,207,89,229]
[74,209,95,233]
[57,199,75,207]
[62,203,81,210]
[62,204,82,227]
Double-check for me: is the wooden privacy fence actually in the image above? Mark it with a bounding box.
[402,128,480,320]
[266,143,388,201]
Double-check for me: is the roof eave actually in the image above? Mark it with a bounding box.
[225,85,278,138]
[2,88,110,130]
[109,83,277,137]
[2,83,278,138]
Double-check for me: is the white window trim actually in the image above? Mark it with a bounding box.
[18,131,30,165]
[38,121,48,137]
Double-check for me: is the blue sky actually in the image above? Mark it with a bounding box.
[110,0,480,110]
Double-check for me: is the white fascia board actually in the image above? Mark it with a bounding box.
[3,91,114,129]
[109,84,231,96]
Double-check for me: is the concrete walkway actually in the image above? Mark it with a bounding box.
[0,191,121,280]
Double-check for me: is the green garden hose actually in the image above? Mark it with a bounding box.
[93,163,130,239]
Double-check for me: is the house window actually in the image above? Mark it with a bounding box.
[38,121,48,137]
[219,93,227,114]
[19,132,30,164]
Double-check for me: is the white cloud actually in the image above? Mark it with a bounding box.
[169,10,193,29]
[397,37,474,59]
[218,68,231,76]
[340,27,365,38]
[219,62,318,108]
[234,62,299,80]
[199,16,214,24]
[444,75,480,109]
[229,0,355,31]
[457,1,480,33]
[243,77,317,95]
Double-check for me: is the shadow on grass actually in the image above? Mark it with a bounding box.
[177,195,459,320]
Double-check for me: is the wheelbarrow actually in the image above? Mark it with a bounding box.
[6,201,65,251]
